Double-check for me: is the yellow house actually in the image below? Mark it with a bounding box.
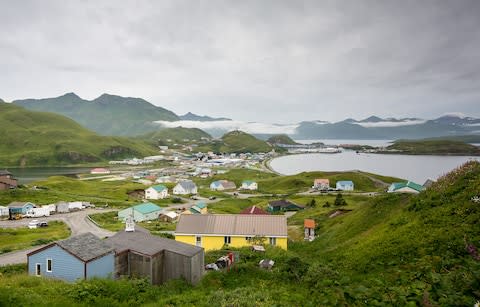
[175,214,288,251]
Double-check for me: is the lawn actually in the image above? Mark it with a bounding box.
[89,211,176,233]
[0,221,70,254]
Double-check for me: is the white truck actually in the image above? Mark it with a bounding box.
[25,207,51,218]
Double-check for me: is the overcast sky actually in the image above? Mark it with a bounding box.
[1,1,479,123]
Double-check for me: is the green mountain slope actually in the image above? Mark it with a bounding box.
[195,130,275,153]
[266,134,299,145]
[0,103,157,166]
[387,139,480,155]
[13,93,179,136]
[140,127,212,144]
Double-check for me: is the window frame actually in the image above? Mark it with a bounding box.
[46,258,52,272]
[224,236,231,244]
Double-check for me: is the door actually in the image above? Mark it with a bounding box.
[35,263,41,276]
[195,236,202,247]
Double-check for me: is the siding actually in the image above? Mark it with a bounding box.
[86,252,115,279]
[163,250,204,285]
[28,245,84,282]
[175,235,288,251]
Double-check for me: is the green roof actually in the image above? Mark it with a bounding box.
[150,184,167,192]
[196,201,207,209]
[133,202,162,214]
[390,181,424,192]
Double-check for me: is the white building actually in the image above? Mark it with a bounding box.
[145,185,169,200]
[241,180,258,190]
[173,180,198,195]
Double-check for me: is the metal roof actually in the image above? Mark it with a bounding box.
[150,184,167,192]
[175,214,288,237]
[106,229,203,257]
[8,201,34,208]
[0,170,12,176]
[133,202,162,214]
[176,180,197,190]
[56,233,114,262]
[336,181,354,185]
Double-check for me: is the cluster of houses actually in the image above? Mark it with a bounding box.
[0,201,92,219]
[117,200,209,223]
[312,178,355,191]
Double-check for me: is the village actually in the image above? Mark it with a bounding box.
[0,163,430,286]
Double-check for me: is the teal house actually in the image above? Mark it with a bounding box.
[27,233,114,282]
[388,181,425,194]
[8,201,35,217]
[118,202,163,222]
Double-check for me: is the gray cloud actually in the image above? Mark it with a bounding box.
[1,0,479,123]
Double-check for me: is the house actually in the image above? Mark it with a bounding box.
[210,180,236,191]
[241,180,258,190]
[105,226,204,285]
[336,180,354,191]
[190,202,208,214]
[388,181,425,194]
[90,168,111,175]
[8,201,35,217]
[173,180,198,195]
[0,170,18,190]
[267,200,304,212]
[0,206,9,217]
[304,219,316,241]
[423,179,435,188]
[145,185,169,200]
[27,233,115,282]
[159,211,178,222]
[175,214,288,251]
[239,206,269,215]
[313,179,330,190]
[117,202,163,222]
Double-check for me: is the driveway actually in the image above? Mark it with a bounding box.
[0,209,115,266]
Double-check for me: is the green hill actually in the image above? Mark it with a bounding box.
[266,134,299,145]
[195,130,275,153]
[13,93,179,136]
[387,139,480,155]
[1,162,479,305]
[140,127,212,144]
[0,103,157,166]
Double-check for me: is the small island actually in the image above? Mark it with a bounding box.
[368,139,480,156]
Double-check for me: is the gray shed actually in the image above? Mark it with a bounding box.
[105,227,204,285]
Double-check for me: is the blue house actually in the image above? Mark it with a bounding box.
[8,201,35,217]
[336,181,354,191]
[27,233,114,282]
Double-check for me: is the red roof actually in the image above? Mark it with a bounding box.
[304,219,315,228]
[239,206,269,215]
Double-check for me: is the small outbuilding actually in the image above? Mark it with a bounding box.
[159,211,178,222]
[267,200,304,212]
[106,227,204,285]
[27,233,115,282]
[8,201,35,217]
[304,219,316,241]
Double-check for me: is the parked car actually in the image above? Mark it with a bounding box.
[208,196,217,200]
[38,221,48,227]
[28,220,39,229]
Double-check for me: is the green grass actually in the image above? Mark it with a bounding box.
[89,211,176,233]
[0,221,70,254]
[194,130,276,153]
[387,139,480,155]
[1,163,479,305]
[256,171,403,194]
[0,176,147,208]
[139,127,212,144]
[0,102,158,167]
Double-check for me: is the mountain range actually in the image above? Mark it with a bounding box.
[6,93,480,140]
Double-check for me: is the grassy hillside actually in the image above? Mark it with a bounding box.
[266,134,299,145]
[0,103,157,166]
[140,127,212,143]
[423,135,480,143]
[13,93,179,136]
[387,139,480,155]
[195,130,276,153]
[0,162,479,305]
[257,170,402,194]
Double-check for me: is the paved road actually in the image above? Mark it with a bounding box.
[0,209,115,266]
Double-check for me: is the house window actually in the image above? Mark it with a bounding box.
[224,236,231,244]
[46,259,52,272]
[245,236,252,241]
[269,237,277,246]
[35,263,41,276]
[196,236,202,247]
